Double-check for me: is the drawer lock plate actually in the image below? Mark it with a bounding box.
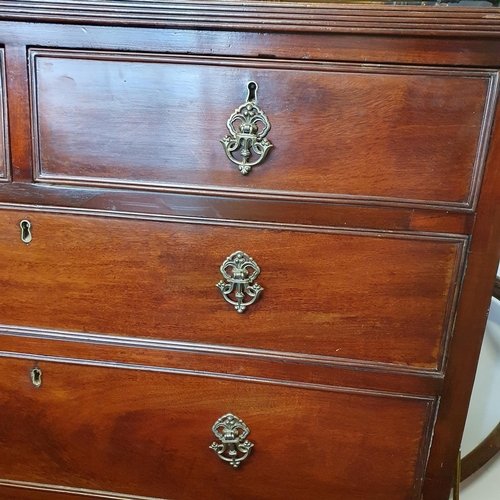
[209,413,254,468]
[216,251,263,313]
[221,81,273,175]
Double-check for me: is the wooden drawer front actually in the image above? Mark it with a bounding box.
[0,210,465,370]
[0,48,8,182]
[30,49,494,209]
[0,357,434,500]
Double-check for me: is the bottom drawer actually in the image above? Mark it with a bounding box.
[0,357,433,500]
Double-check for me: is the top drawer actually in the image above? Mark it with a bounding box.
[30,49,496,210]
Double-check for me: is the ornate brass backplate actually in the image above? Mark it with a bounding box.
[221,81,273,175]
[216,251,263,313]
[209,413,254,468]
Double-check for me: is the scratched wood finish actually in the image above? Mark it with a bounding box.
[0,357,433,500]
[31,49,493,209]
[2,21,500,70]
[0,209,465,369]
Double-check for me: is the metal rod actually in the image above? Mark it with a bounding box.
[453,449,461,500]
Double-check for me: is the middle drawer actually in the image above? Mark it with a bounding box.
[0,209,466,370]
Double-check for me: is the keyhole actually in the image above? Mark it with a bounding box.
[246,81,258,103]
[20,219,32,244]
[30,367,42,388]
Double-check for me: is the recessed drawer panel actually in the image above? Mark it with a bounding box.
[0,357,434,500]
[0,48,8,182]
[30,49,495,209]
[0,210,466,370]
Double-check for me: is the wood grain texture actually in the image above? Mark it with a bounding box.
[0,481,158,500]
[0,1,499,37]
[0,356,434,500]
[422,69,500,500]
[0,5,498,499]
[4,44,32,182]
[0,48,9,181]
[0,209,466,370]
[0,328,445,395]
[2,21,500,69]
[30,49,495,210]
[0,184,476,235]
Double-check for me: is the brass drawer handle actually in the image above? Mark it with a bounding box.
[209,413,254,468]
[221,81,273,175]
[216,251,263,313]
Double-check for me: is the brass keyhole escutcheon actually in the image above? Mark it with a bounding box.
[20,219,32,244]
[30,367,42,388]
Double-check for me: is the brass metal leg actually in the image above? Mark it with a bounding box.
[453,449,461,500]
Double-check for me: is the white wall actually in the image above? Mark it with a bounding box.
[456,295,500,499]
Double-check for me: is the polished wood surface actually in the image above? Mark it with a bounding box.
[0,486,139,500]
[0,1,499,38]
[31,49,493,208]
[0,329,445,395]
[0,209,465,369]
[0,357,433,500]
[0,184,476,234]
[0,48,8,182]
[422,81,500,499]
[0,2,499,499]
[4,42,32,183]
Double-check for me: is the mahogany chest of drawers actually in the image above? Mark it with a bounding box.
[0,1,499,499]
